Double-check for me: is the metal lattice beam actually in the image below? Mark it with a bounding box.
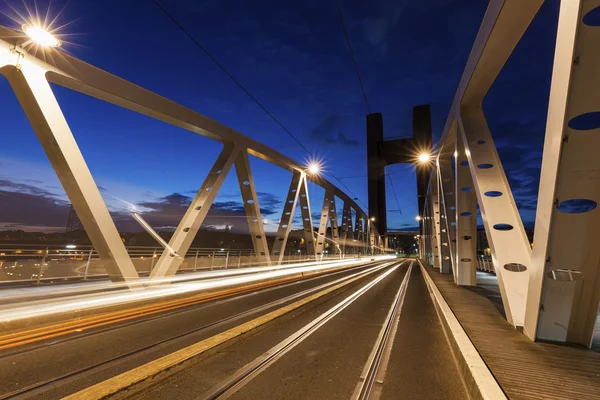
[525,0,600,347]
[271,171,303,264]
[298,176,315,257]
[151,145,238,279]
[234,151,271,266]
[3,64,139,284]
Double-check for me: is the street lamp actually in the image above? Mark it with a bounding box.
[22,24,61,47]
[306,159,322,175]
[418,153,431,163]
[370,217,376,222]
[415,216,422,221]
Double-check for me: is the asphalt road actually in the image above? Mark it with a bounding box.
[0,260,386,399]
[127,261,468,400]
[0,259,468,399]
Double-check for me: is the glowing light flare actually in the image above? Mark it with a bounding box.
[307,162,320,175]
[418,153,431,163]
[22,24,61,47]
[415,216,423,221]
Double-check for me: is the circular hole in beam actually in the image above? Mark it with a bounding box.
[460,258,472,263]
[504,263,527,272]
[460,187,472,192]
[568,112,600,130]
[583,6,600,26]
[477,140,486,145]
[477,163,494,169]
[246,200,254,204]
[583,6,600,25]
[485,191,503,197]
[556,199,597,213]
[461,235,472,240]
[242,180,250,186]
[460,161,469,167]
[493,223,514,231]
[460,212,472,217]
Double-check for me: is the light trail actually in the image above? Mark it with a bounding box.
[0,256,395,324]
[0,256,394,304]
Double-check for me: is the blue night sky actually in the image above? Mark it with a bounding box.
[0,0,559,234]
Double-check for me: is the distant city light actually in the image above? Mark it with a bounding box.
[22,24,61,47]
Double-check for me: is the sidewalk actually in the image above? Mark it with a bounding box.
[424,265,600,400]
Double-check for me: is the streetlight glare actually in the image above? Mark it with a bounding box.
[418,153,431,163]
[415,216,423,221]
[22,24,61,47]
[307,162,320,175]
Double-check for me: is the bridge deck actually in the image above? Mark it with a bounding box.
[425,265,600,400]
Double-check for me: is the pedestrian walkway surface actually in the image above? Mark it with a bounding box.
[425,265,600,400]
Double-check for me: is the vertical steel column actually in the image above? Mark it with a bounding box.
[271,171,303,264]
[151,145,238,279]
[437,153,457,277]
[340,202,354,254]
[4,65,139,284]
[525,0,600,347]
[329,197,340,254]
[315,188,335,256]
[234,151,271,266]
[298,176,316,258]
[455,123,478,286]
[459,110,532,328]
[431,170,444,271]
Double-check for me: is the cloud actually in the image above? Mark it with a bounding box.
[0,179,61,198]
[308,115,359,147]
[0,189,70,232]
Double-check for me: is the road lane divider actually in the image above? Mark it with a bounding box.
[62,261,399,400]
[351,261,413,400]
[201,261,405,400]
[418,260,507,400]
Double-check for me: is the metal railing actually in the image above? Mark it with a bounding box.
[0,244,346,284]
[475,256,495,274]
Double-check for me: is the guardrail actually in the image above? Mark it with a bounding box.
[0,244,348,284]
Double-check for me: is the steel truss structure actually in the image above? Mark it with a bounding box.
[0,26,383,286]
[420,0,600,347]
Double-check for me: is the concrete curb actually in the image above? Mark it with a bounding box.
[418,260,507,400]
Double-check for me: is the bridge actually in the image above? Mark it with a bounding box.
[0,1,599,399]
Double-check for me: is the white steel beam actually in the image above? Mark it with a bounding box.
[315,188,335,256]
[329,196,340,254]
[151,145,238,279]
[455,125,478,286]
[271,171,303,264]
[340,202,353,254]
[1,64,139,284]
[458,112,532,328]
[298,176,316,257]
[437,166,452,274]
[431,172,443,271]
[526,0,600,347]
[235,151,271,266]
